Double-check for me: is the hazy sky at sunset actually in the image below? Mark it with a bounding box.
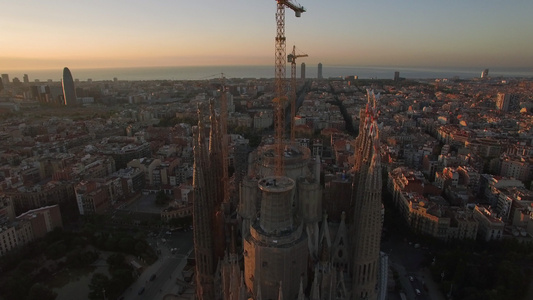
[1,0,532,70]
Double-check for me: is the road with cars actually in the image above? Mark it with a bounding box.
[117,228,194,300]
[382,234,445,300]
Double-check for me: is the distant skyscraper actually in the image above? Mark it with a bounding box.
[1,74,9,85]
[481,69,489,79]
[301,62,306,79]
[0,77,3,92]
[318,62,323,79]
[496,93,519,112]
[23,74,29,83]
[62,67,77,106]
[394,71,400,81]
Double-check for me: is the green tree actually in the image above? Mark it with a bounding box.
[27,283,57,300]
[107,253,126,270]
[117,237,135,252]
[1,270,31,300]
[88,273,110,300]
[17,260,40,273]
[107,269,134,298]
[45,241,67,260]
[155,190,169,205]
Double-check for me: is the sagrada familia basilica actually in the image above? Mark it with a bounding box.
[191,91,386,300]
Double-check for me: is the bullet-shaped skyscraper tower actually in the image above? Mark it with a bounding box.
[62,67,77,106]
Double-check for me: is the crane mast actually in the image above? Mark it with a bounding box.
[273,0,305,176]
[288,45,308,142]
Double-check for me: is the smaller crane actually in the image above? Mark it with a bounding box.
[287,45,308,142]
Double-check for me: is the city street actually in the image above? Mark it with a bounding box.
[118,229,194,300]
[382,235,445,300]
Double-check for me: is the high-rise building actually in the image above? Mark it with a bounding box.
[23,74,29,83]
[0,77,3,92]
[318,62,323,79]
[1,74,9,85]
[62,67,77,106]
[301,62,306,79]
[481,69,489,79]
[394,71,400,81]
[496,93,519,112]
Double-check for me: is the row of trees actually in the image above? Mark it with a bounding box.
[429,240,533,300]
[89,253,135,300]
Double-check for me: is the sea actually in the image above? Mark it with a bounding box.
[4,65,533,82]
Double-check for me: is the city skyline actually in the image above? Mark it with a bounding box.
[1,0,533,71]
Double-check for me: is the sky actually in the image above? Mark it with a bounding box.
[1,0,532,71]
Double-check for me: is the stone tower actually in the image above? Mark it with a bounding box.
[351,91,383,300]
[192,105,216,300]
[243,175,309,300]
[240,143,321,300]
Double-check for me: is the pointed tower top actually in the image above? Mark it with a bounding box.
[297,277,305,300]
[230,225,237,254]
[239,271,247,300]
[278,281,283,300]
[256,273,262,300]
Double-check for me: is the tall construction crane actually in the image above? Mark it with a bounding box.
[288,45,308,142]
[273,0,305,176]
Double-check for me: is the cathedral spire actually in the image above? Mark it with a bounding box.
[297,277,305,300]
[193,104,216,300]
[318,212,331,262]
[350,90,383,300]
[310,267,320,300]
[239,272,247,300]
[331,211,349,270]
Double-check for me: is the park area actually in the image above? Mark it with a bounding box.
[0,221,157,300]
